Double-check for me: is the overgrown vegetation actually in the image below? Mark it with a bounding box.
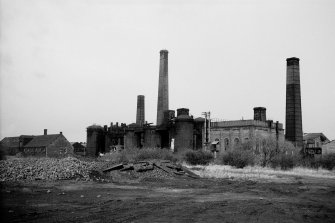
[97,139,334,171]
[98,147,178,164]
[216,135,335,170]
[220,149,254,168]
[183,150,214,165]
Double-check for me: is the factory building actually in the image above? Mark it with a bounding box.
[210,107,284,152]
[86,50,205,155]
[86,51,298,156]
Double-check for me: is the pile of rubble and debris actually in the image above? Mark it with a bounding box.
[102,160,199,180]
[0,157,199,182]
[0,157,97,182]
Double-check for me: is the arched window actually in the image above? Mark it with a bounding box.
[234,138,240,147]
[224,138,229,150]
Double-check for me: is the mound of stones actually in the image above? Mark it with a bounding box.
[0,157,96,182]
[0,157,199,182]
[102,160,200,179]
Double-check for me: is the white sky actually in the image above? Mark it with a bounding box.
[1,0,334,142]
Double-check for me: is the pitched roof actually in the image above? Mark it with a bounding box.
[0,137,20,148]
[24,134,60,148]
[303,133,329,142]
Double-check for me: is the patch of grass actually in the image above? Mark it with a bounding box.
[186,164,335,183]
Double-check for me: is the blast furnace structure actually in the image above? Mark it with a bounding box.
[86,50,288,156]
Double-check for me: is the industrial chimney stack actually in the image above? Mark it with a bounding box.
[285,57,303,148]
[156,50,169,126]
[253,107,266,122]
[136,95,145,126]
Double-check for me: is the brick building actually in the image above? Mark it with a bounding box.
[210,107,284,153]
[23,132,73,157]
[0,135,34,155]
[0,130,73,158]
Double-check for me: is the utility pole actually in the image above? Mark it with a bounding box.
[202,111,211,151]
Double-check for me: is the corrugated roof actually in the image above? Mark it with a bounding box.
[24,134,60,148]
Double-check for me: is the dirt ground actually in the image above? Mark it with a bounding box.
[1,174,335,223]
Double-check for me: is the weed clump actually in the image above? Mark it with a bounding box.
[221,149,254,168]
[320,153,335,170]
[184,150,213,165]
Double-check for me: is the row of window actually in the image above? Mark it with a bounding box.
[214,137,251,150]
[24,147,46,154]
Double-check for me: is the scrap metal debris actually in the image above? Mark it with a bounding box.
[103,160,199,179]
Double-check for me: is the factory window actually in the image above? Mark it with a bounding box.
[234,138,240,146]
[224,138,229,150]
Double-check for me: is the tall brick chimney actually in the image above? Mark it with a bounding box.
[285,57,303,148]
[136,95,145,126]
[156,50,169,126]
[44,129,47,135]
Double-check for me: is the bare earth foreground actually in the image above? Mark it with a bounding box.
[1,171,335,223]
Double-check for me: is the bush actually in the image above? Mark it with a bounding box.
[184,150,213,165]
[320,153,335,170]
[221,149,255,168]
[270,153,296,170]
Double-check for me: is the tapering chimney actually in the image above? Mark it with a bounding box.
[156,50,169,126]
[44,129,47,135]
[285,57,303,148]
[136,95,145,126]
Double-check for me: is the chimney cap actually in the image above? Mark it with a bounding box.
[286,57,300,61]
[160,49,169,54]
[253,107,266,110]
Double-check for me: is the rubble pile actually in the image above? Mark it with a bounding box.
[0,157,97,181]
[0,157,199,182]
[103,160,200,179]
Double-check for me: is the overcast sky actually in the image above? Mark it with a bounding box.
[1,0,334,142]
